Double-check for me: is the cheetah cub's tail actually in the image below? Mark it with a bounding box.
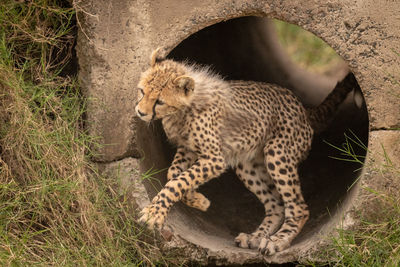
[307,72,363,134]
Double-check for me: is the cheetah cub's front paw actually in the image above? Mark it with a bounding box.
[234,232,264,249]
[139,203,167,230]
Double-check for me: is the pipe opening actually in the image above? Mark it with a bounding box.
[137,16,369,260]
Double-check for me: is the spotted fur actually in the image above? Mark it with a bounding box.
[135,49,357,255]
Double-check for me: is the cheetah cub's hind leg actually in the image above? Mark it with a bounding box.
[257,142,310,255]
[234,157,284,249]
[167,146,210,211]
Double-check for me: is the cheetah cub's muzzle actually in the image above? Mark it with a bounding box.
[135,105,152,122]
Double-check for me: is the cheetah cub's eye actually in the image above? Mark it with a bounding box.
[155,99,164,105]
[138,88,144,100]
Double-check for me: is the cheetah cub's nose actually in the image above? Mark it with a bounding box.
[135,106,146,118]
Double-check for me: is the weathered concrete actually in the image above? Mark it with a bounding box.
[76,0,400,264]
[99,157,150,210]
[76,0,399,161]
[357,130,400,212]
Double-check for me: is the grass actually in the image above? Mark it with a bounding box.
[323,180,400,267]
[0,1,181,266]
[273,19,343,74]
[314,132,400,266]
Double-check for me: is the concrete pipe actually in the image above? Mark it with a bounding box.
[76,0,400,264]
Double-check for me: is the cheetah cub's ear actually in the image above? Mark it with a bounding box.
[174,75,195,95]
[150,47,165,67]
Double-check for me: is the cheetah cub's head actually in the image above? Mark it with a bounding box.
[135,48,195,122]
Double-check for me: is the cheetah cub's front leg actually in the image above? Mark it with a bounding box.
[168,146,210,211]
[139,155,226,230]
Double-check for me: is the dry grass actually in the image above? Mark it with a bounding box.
[0,1,180,266]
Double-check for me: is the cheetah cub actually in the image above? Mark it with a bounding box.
[136,48,358,255]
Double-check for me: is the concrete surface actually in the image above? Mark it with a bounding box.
[76,0,400,264]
